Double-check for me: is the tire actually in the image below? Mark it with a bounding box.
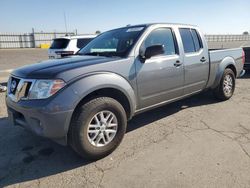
[213,68,236,100]
[68,97,127,160]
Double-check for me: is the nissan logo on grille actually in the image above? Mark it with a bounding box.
[11,80,17,93]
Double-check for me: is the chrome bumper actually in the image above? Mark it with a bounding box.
[240,70,246,77]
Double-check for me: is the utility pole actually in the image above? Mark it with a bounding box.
[64,11,68,36]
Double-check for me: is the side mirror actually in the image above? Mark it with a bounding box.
[140,45,165,59]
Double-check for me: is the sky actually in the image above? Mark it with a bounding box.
[0,0,250,34]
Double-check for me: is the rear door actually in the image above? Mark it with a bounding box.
[136,27,184,109]
[179,28,209,94]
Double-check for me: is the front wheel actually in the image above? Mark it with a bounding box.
[68,97,127,160]
[213,68,236,100]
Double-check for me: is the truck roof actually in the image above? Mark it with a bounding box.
[54,23,198,41]
[129,23,198,28]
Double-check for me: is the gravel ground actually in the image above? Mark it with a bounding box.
[0,49,250,187]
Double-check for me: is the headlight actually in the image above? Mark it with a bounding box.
[29,79,66,99]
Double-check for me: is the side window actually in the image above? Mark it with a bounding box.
[191,29,203,51]
[77,38,93,48]
[179,28,196,53]
[179,28,203,53]
[142,28,177,56]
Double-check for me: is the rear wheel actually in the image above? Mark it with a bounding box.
[213,68,235,100]
[68,97,127,160]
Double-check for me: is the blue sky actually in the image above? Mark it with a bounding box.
[0,0,249,34]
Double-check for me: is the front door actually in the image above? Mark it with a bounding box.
[136,27,184,109]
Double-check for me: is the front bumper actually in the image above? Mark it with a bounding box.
[240,69,246,77]
[6,96,74,145]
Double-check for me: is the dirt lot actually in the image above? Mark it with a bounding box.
[0,49,250,188]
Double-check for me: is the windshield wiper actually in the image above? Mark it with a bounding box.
[78,52,120,58]
[80,52,100,56]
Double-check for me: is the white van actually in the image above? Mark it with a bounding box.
[48,35,97,59]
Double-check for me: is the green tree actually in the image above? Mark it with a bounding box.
[95,30,101,34]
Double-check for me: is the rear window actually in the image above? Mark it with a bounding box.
[50,39,70,49]
[77,38,93,49]
[179,28,203,53]
[191,29,203,51]
[179,28,196,53]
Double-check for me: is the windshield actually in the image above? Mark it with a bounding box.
[78,26,145,57]
[50,38,70,49]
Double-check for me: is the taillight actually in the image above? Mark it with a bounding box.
[55,51,74,57]
[242,50,245,65]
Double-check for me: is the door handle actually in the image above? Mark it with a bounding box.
[174,60,182,67]
[200,57,206,62]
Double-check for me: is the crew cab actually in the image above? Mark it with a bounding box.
[6,23,245,160]
[48,35,97,59]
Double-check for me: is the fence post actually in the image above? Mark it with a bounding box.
[31,28,35,48]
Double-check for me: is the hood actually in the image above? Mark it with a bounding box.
[11,55,120,80]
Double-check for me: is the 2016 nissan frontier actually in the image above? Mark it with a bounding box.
[6,23,245,160]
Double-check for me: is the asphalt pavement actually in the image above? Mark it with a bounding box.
[0,49,250,188]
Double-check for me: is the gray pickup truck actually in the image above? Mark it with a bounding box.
[6,23,245,160]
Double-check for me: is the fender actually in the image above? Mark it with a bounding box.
[211,56,237,89]
[69,72,137,118]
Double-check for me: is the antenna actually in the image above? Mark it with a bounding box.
[64,11,68,35]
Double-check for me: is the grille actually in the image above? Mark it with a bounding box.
[8,76,35,102]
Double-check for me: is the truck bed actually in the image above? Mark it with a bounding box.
[206,48,244,89]
[209,48,243,62]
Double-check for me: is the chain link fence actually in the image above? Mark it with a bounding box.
[205,34,250,42]
[205,35,250,49]
[0,32,75,49]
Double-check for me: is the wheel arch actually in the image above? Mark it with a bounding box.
[66,72,137,133]
[211,57,237,89]
[72,87,133,120]
[225,64,237,77]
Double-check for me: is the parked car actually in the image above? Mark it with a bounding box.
[6,23,245,160]
[243,47,250,70]
[48,35,97,59]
